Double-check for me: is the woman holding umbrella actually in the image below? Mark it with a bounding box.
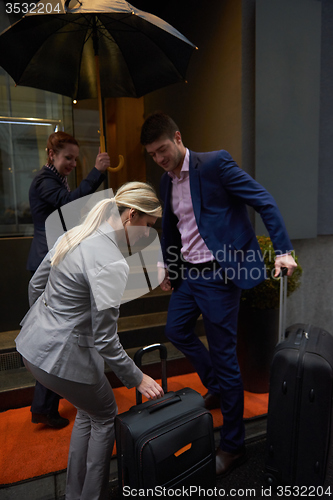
[17,181,164,500]
[27,130,110,428]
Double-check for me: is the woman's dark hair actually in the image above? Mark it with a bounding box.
[140,112,179,145]
[46,131,79,162]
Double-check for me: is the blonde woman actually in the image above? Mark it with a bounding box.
[16,182,164,500]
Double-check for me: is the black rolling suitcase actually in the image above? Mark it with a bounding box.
[115,343,216,494]
[265,271,333,487]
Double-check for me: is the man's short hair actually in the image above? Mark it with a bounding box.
[140,112,179,145]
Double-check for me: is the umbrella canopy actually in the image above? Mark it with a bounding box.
[0,0,196,168]
[0,0,196,100]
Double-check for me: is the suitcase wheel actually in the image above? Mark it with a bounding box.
[264,472,277,487]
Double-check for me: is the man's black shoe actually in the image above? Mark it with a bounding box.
[203,392,221,410]
[215,447,247,476]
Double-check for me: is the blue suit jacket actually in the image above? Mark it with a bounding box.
[160,149,293,290]
[27,165,105,272]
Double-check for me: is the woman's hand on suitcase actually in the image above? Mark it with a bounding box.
[137,374,164,400]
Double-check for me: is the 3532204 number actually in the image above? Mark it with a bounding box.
[277,485,332,497]
[5,3,61,14]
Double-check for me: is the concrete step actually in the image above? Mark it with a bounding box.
[119,286,171,317]
[0,311,204,355]
[14,284,171,323]
[0,330,19,355]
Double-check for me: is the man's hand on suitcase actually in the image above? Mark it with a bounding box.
[274,253,297,277]
[137,374,164,400]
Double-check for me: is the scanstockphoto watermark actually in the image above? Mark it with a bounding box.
[165,245,295,265]
[122,485,258,497]
[122,485,332,498]
[168,262,278,283]
[165,245,295,283]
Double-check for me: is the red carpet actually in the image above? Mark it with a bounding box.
[0,372,268,486]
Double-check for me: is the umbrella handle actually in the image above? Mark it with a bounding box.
[95,50,124,174]
[107,155,124,173]
[100,134,124,173]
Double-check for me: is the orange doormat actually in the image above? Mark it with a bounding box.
[0,372,268,486]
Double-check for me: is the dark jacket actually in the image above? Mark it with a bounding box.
[160,149,293,290]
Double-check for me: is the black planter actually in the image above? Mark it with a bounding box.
[236,303,279,393]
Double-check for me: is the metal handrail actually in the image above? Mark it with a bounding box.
[0,116,62,126]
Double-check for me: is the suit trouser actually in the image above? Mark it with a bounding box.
[165,266,244,453]
[24,359,117,500]
[31,380,60,415]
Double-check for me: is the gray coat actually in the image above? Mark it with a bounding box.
[16,222,143,387]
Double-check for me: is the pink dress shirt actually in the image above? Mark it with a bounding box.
[168,149,214,264]
[159,149,290,268]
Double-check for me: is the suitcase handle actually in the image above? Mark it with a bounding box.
[134,343,168,405]
[278,267,288,343]
[148,395,181,414]
[280,267,288,277]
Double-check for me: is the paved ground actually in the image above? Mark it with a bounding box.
[107,436,333,499]
[108,438,278,499]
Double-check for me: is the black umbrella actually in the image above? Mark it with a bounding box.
[0,0,196,170]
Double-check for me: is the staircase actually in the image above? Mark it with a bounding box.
[0,286,205,412]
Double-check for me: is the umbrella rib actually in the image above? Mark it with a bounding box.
[94,16,137,96]
[102,16,186,77]
[46,15,136,40]
[4,15,89,89]
[41,13,92,34]
[100,16,185,83]
[96,16,140,94]
[95,14,138,38]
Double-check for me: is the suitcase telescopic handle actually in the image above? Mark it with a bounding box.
[134,343,168,405]
[278,267,288,343]
[280,267,288,277]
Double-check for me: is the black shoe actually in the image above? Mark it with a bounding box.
[32,412,70,429]
[203,392,221,410]
[215,447,247,477]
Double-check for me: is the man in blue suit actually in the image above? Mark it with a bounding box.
[140,112,297,477]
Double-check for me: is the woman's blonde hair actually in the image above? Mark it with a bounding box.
[51,181,162,266]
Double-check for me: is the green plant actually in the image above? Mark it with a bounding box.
[241,235,303,310]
